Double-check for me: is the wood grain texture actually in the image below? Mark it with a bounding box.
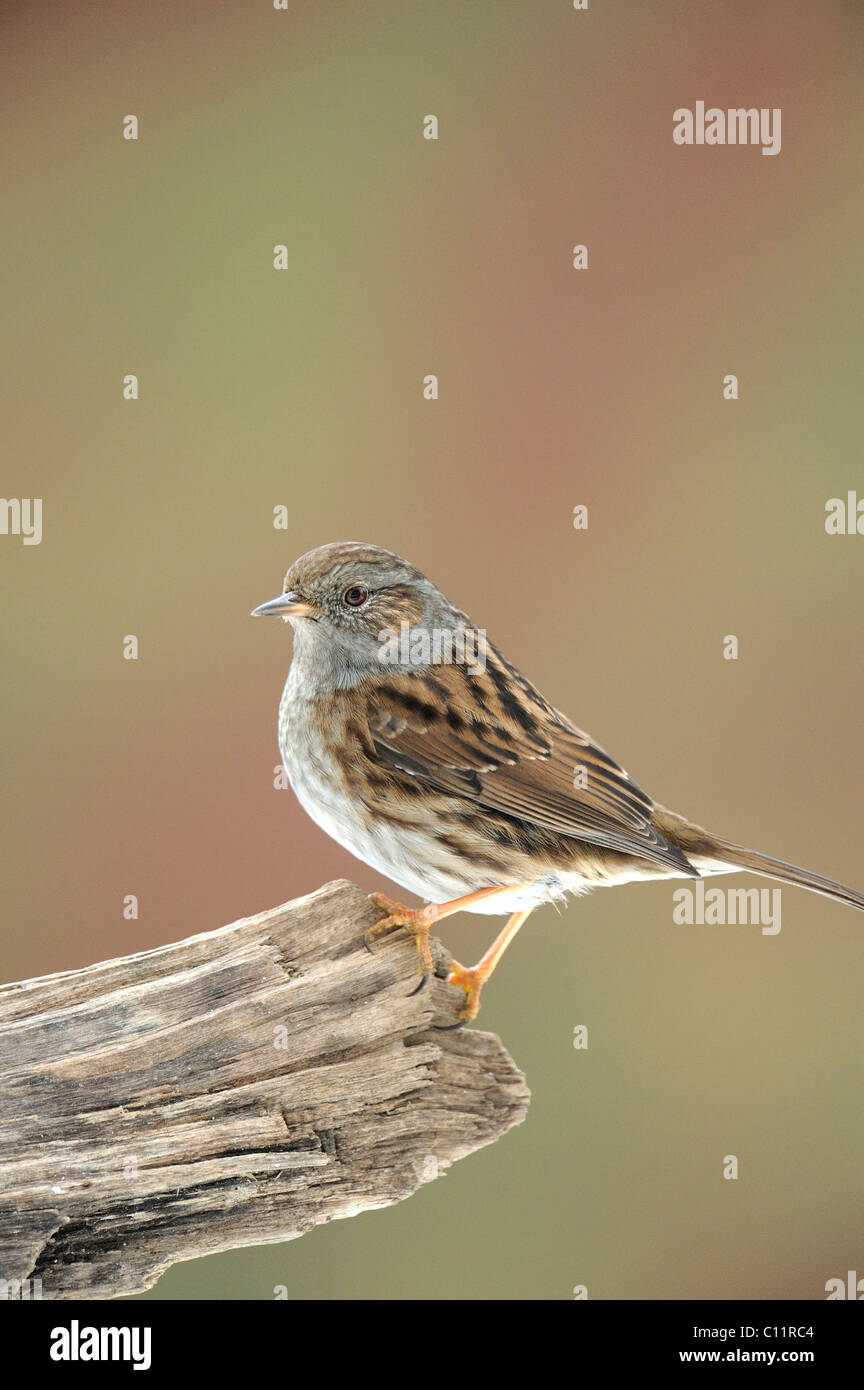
[0,880,529,1300]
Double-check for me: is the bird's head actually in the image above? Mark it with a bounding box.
[252,541,468,687]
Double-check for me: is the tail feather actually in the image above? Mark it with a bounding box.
[653,805,864,913]
[709,841,864,914]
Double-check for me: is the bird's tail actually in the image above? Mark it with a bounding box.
[654,806,864,912]
[705,840,864,913]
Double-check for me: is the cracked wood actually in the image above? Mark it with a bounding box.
[0,879,529,1300]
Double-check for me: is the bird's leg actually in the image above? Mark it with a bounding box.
[364,885,531,993]
[441,908,535,1027]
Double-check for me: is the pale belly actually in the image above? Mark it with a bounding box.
[278,688,470,899]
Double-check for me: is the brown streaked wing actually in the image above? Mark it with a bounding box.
[358,657,697,874]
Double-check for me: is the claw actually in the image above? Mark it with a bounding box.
[363,892,434,984]
[408,972,429,998]
[445,960,483,1025]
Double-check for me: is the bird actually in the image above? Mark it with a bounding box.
[252,540,863,1024]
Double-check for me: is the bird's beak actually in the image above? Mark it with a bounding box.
[251,590,320,621]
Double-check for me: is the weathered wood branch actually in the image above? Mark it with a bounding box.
[0,880,529,1300]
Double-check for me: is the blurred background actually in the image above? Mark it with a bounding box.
[2,0,862,1300]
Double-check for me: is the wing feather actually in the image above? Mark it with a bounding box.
[360,655,696,875]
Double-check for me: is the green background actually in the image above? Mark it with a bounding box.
[2,0,862,1299]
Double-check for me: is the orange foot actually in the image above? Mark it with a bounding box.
[363,892,436,990]
[442,959,485,1026]
[440,908,535,1027]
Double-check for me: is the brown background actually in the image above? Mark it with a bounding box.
[2,0,862,1298]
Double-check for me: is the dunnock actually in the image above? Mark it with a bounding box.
[253,541,863,1022]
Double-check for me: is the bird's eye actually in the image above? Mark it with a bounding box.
[343,584,369,607]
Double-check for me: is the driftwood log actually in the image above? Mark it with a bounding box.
[0,880,529,1300]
